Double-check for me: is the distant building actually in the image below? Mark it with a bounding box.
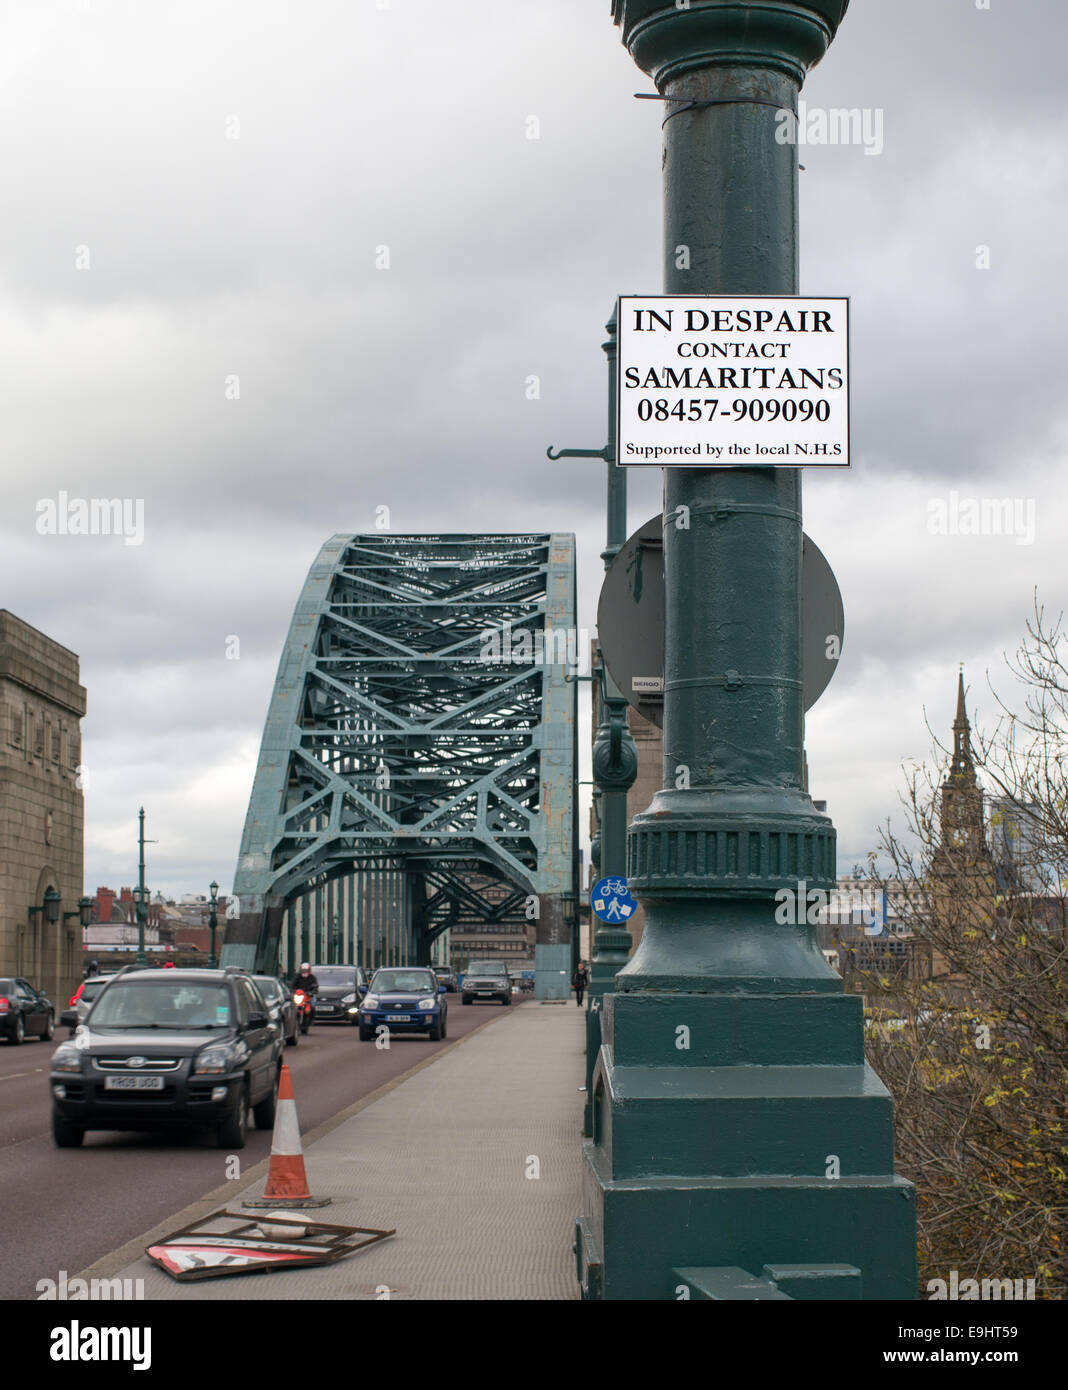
[91,885,160,929]
[0,611,86,1007]
[989,797,1055,895]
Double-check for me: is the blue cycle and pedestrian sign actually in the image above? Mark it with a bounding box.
[590,877,637,924]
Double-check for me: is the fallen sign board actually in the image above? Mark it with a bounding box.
[617,295,849,468]
[146,1209,394,1281]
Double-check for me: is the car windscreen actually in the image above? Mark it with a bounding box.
[0,979,15,994]
[371,971,436,995]
[467,962,507,975]
[81,979,109,1000]
[253,977,281,1001]
[314,968,357,987]
[87,982,232,1029]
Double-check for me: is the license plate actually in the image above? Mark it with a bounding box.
[105,1075,164,1091]
[386,1014,411,1022]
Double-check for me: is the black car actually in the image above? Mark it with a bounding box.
[252,975,299,1047]
[307,964,367,1025]
[461,960,512,1006]
[0,977,55,1044]
[50,968,282,1149]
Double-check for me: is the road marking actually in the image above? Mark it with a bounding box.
[0,1068,44,1082]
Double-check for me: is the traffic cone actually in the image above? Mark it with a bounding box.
[242,1063,331,1209]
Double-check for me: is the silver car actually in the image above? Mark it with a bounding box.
[65,975,118,1033]
[252,975,300,1047]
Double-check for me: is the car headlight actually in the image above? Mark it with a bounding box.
[193,1044,237,1075]
[52,1045,82,1074]
[341,992,356,1004]
[417,997,437,1010]
[363,995,379,1010]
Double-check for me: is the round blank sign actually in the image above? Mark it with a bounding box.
[597,514,844,729]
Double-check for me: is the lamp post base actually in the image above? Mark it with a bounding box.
[576,988,917,1299]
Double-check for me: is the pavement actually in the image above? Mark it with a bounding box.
[78,1000,587,1301]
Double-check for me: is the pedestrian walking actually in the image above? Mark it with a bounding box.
[572,960,589,1007]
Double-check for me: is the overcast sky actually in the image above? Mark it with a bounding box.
[1,0,1063,897]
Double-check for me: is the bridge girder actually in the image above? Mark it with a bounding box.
[223,534,577,982]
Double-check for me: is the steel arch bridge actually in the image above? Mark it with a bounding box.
[222,533,579,998]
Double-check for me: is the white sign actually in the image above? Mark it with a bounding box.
[617,295,849,468]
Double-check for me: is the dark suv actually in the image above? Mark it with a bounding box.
[461,960,512,1006]
[50,968,282,1150]
[307,964,367,1025]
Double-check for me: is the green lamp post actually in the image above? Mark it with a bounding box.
[575,0,916,1300]
[208,880,219,969]
[550,309,639,989]
[134,807,150,968]
[589,309,639,997]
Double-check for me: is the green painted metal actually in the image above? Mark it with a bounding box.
[222,534,577,997]
[578,0,916,1300]
[590,307,639,999]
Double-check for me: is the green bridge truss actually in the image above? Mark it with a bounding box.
[222,533,579,998]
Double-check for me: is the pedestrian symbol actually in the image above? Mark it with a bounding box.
[591,876,638,924]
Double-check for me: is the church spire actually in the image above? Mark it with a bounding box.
[950,666,975,781]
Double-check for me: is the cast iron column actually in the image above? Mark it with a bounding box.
[575,0,917,1301]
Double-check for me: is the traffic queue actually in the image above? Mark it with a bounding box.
[32,958,519,1150]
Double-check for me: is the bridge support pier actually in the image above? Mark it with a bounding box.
[535,894,571,1000]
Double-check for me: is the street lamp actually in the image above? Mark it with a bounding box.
[134,807,156,968]
[208,880,219,968]
[62,896,94,927]
[132,885,148,967]
[27,886,62,928]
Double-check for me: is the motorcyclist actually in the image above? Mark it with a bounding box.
[291,962,319,1012]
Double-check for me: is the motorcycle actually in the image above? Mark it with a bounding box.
[292,988,316,1034]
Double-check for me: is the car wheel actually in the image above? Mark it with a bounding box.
[42,1013,55,1041]
[462,995,472,1006]
[52,1110,84,1147]
[216,1087,248,1149]
[12,1015,24,1045]
[252,1071,279,1130]
[441,1013,447,1039]
[285,1027,298,1047]
[429,1018,443,1041]
[358,1025,373,1041]
[502,994,511,1006]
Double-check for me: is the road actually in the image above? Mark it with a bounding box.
[0,994,518,1300]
